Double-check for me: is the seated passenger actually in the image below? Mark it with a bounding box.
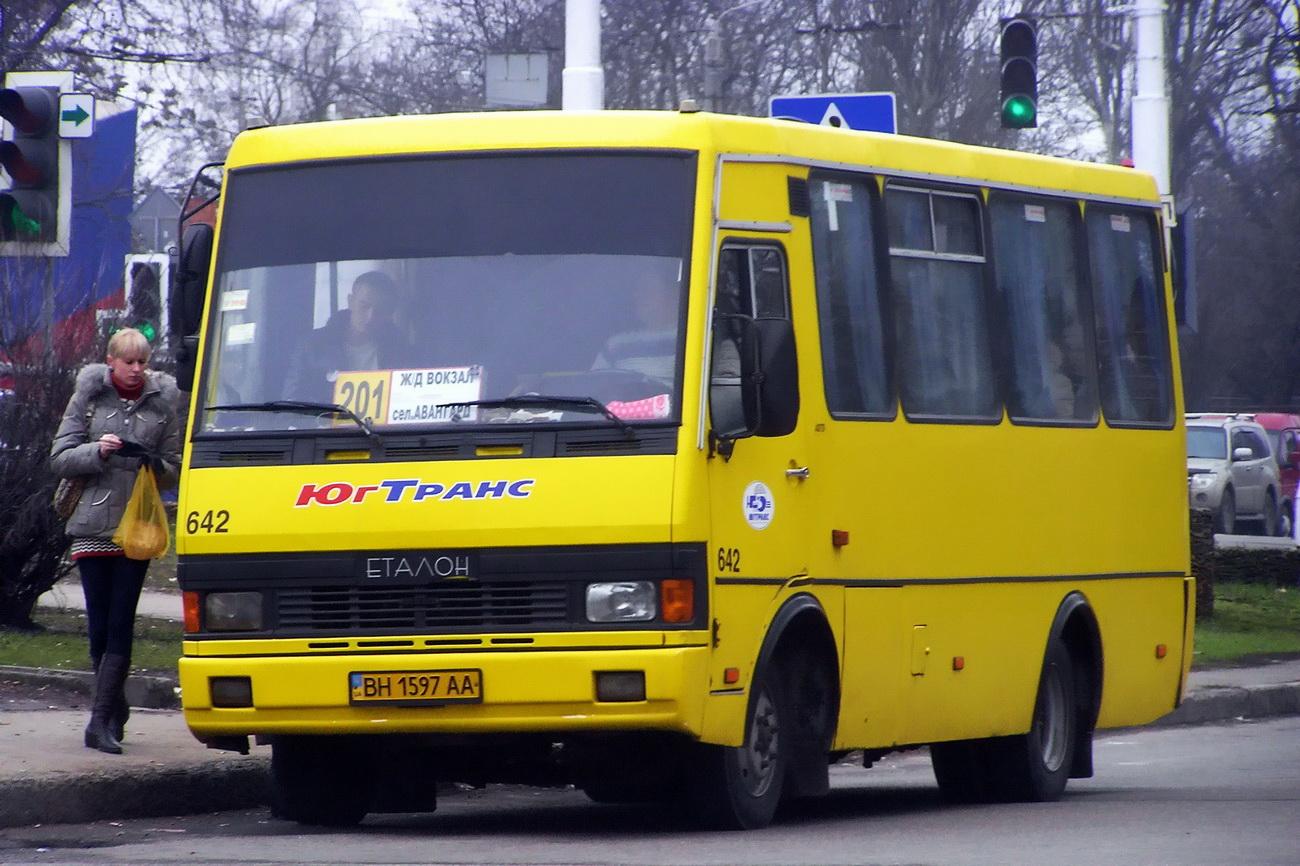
[283,271,409,403]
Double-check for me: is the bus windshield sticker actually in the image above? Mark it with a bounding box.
[220,289,249,311]
[743,481,775,530]
[824,181,854,232]
[1023,204,1047,223]
[226,322,256,345]
[387,366,484,425]
[1109,214,1132,233]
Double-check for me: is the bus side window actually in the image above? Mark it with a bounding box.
[1086,207,1174,426]
[884,185,998,421]
[989,194,1099,425]
[808,173,892,418]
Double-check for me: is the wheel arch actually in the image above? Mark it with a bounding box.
[753,593,841,709]
[1049,591,1104,778]
[753,593,841,796]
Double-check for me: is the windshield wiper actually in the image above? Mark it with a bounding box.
[439,395,636,436]
[205,400,382,445]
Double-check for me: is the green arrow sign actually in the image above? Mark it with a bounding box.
[61,105,90,125]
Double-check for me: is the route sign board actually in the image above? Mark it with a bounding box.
[58,93,94,138]
[769,92,897,134]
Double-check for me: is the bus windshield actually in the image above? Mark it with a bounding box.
[198,151,696,434]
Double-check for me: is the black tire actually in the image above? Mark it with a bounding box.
[1215,488,1236,534]
[1262,491,1279,537]
[685,667,788,830]
[1280,502,1293,538]
[270,735,373,827]
[931,739,998,803]
[991,636,1078,802]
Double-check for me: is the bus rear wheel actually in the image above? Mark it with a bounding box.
[270,735,373,827]
[931,636,1078,804]
[685,666,788,830]
[993,636,1078,802]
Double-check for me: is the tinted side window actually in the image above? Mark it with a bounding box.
[1243,430,1270,459]
[989,195,1098,424]
[809,174,892,417]
[711,244,791,434]
[1086,207,1173,426]
[885,185,997,420]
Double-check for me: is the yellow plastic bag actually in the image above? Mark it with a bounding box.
[111,466,171,560]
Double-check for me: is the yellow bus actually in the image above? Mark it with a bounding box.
[172,109,1193,830]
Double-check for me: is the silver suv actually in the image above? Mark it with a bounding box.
[1186,414,1283,534]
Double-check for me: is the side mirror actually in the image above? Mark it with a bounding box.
[1232,446,1253,461]
[709,316,799,452]
[170,222,213,392]
[746,317,799,438]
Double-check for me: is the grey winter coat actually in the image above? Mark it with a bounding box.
[49,364,182,539]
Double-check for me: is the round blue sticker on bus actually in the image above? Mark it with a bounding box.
[743,481,775,530]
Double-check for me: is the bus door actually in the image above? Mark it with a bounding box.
[705,241,816,686]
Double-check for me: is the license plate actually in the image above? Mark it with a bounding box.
[349,669,482,706]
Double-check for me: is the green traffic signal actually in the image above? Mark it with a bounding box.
[1001,94,1037,128]
[0,193,43,239]
[136,321,159,342]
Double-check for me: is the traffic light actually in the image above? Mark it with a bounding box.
[0,84,61,243]
[125,255,169,343]
[999,16,1038,129]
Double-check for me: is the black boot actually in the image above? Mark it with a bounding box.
[85,653,130,754]
[90,656,130,743]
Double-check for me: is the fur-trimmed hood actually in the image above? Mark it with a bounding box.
[73,363,179,405]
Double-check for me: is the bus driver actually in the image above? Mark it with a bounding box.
[283,271,409,402]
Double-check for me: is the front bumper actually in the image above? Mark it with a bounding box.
[1187,474,1225,510]
[181,643,711,739]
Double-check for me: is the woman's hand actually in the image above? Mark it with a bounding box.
[97,433,123,459]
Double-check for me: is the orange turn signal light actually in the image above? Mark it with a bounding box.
[724,667,740,684]
[183,591,201,634]
[1155,644,1167,659]
[661,579,694,623]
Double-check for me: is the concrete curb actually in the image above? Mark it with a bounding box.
[0,664,179,710]
[0,758,269,828]
[1152,682,1300,727]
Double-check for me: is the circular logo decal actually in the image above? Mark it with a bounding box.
[742,481,775,530]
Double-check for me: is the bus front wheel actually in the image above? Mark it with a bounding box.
[270,735,373,827]
[685,666,789,830]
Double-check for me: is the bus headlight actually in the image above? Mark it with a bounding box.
[204,592,263,631]
[586,581,656,622]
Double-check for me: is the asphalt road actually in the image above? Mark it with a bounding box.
[2,717,1297,866]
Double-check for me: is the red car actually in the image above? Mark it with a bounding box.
[1249,413,1300,535]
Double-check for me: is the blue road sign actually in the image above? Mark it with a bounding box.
[769,92,897,134]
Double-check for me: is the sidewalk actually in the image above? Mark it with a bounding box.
[37,581,183,623]
[2,657,1297,829]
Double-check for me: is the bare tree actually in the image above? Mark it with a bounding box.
[0,269,99,631]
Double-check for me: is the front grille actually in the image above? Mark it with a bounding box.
[276,581,570,632]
